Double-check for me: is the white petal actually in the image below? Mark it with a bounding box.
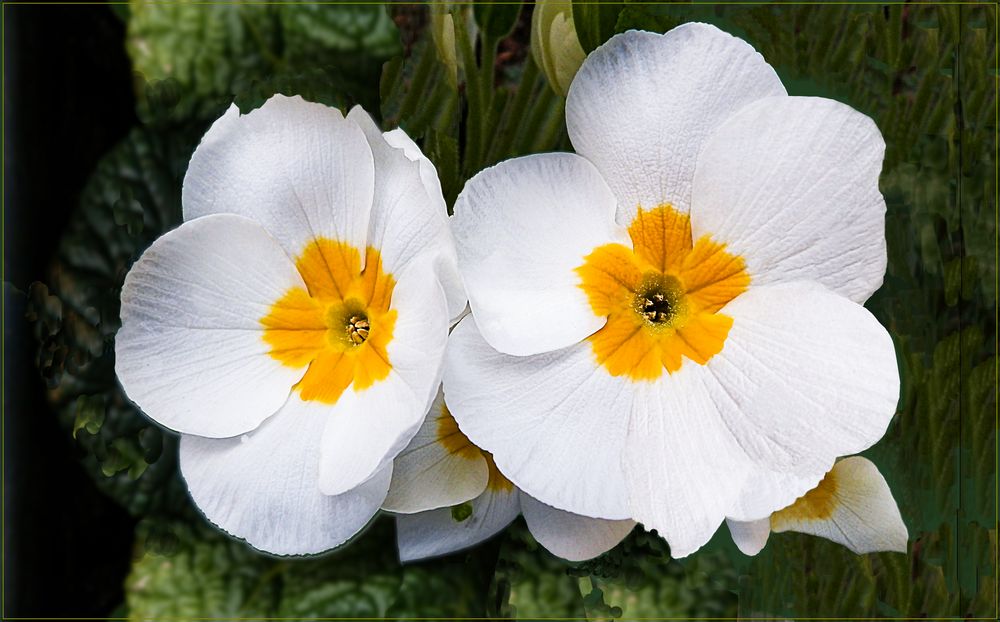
[625,282,899,557]
[180,395,391,556]
[691,96,887,303]
[396,485,521,562]
[727,465,830,523]
[710,282,899,480]
[319,261,450,496]
[346,107,467,322]
[520,493,635,562]
[382,127,447,216]
[771,456,908,554]
[451,153,628,356]
[382,388,490,514]
[183,95,375,260]
[726,518,770,556]
[625,372,752,558]
[443,316,631,520]
[566,24,785,224]
[115,214,306,438]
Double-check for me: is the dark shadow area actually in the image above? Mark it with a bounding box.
[4,4,137,617]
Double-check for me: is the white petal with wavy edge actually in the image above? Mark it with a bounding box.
[520,493,635,562]
[183,95,375,262]
[346,107,467,322]
[451,153,628,356]
[626,282,899,557]
[727,463,831,523]
[382,388,489,514]
[726,517,770,556]
[444,316,631,520]
[396,484,521,562]
[318,261,449,496]
[691,96,887,304]
[180,395,392,556]
[116,214,307,438]
[566,23,786,225]
[770,456,908,554]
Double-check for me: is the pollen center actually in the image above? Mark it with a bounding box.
[575,204,749,381]
[261,238,397,404]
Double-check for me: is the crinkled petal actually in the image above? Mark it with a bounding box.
[726,518,770,556]
[116,214,306,438]
[444,316,631,520]
[451,153,629,356]
[520,493,635,562]
[180,396,391,556]
[396,485,521,562]
[566,23,785,225]
[771,456,908,554]
[319,261,449,496]
[383,388,489,514]
[347,107,466,321]
[691,96,887,303]
[183,95,375,260]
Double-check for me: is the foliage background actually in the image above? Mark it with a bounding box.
[5,0,997,619]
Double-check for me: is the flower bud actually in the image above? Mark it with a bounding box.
[530,0,586,97]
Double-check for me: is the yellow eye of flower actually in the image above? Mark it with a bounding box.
[436,403,513,493]
[261,238,397,404]
[575,204,749,380]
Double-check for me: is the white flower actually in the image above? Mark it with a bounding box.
[114,95,465,555]
[384,389,635,562]
[444,23,900,558]
[727,456,908,555]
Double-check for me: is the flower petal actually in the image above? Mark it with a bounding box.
[319,261,450,496]
[395,485,521,562]
[770,456,908,554]
[726,518,770,556]
[520,493,635,562]
[566,24,785,224]
[115,214,307,438]
[382,388,490,514]
[691,96,887,303]
[183,95,375,259]
[347,107,467,322]
[180,396,391,556]
[444,316,631,520]
[625,282,898,557]
[451,153,629,356]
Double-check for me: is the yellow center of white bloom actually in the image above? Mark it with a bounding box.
[576,204,749,380]
[260,238,397,404]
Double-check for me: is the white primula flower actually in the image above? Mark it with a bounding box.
[114,95,465,555]
[727,456,908,555]
[444,23,900,558]
[385,389,635,563]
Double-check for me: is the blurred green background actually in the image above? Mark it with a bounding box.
[7,0,996,619]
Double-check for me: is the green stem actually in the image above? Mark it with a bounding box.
[530,94,566,153]
[397,40,438,126]
[455,10,483,176]
[514,80,557,155]
[486,58,540,163]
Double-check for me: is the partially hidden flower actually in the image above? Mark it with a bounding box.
[727,456,908,555]
[383,388,635,562]
[445,23,900,558]
[115,95,465,555]
[530,0,586,96]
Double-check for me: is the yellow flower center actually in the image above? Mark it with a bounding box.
[436,403,514,493]
[261,238,397,404]
[576,204,749,380]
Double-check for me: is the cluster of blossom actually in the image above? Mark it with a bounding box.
[115,24,906,563]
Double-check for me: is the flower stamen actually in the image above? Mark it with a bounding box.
[347,315,370,345]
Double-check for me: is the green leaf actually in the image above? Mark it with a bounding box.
[572,1,625,52]
[126,1,400,122]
